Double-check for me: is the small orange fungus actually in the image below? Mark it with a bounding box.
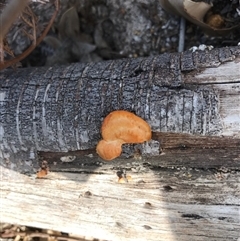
[96,110,152,161]
[36,169,48,178]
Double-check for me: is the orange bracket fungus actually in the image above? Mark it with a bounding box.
[96,110,152,161]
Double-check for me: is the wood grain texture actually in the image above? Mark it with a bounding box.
[0,46,240,173]
[1,46,240,241]
[1,162,239,241]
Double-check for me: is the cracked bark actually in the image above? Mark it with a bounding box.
[0,46,240,173]
[1,46,240,241]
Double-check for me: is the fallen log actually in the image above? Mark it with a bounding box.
[0,46,240,172]
[1,46,240,241]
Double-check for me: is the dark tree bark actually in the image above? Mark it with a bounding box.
[1,46,240,241]
[0,46,240,173]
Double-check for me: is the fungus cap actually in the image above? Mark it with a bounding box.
[96,110,152,161]
[96,139,123,161]
[101,110,151,143]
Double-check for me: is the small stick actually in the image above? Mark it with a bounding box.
[178,17,186,52]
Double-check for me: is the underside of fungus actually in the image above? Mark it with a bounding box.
[96,110,152,161]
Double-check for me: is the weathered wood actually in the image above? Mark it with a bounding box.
[1,161,240,241]
[0,46,240,174]
[39,146,240,172]
[1,47,240,241]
